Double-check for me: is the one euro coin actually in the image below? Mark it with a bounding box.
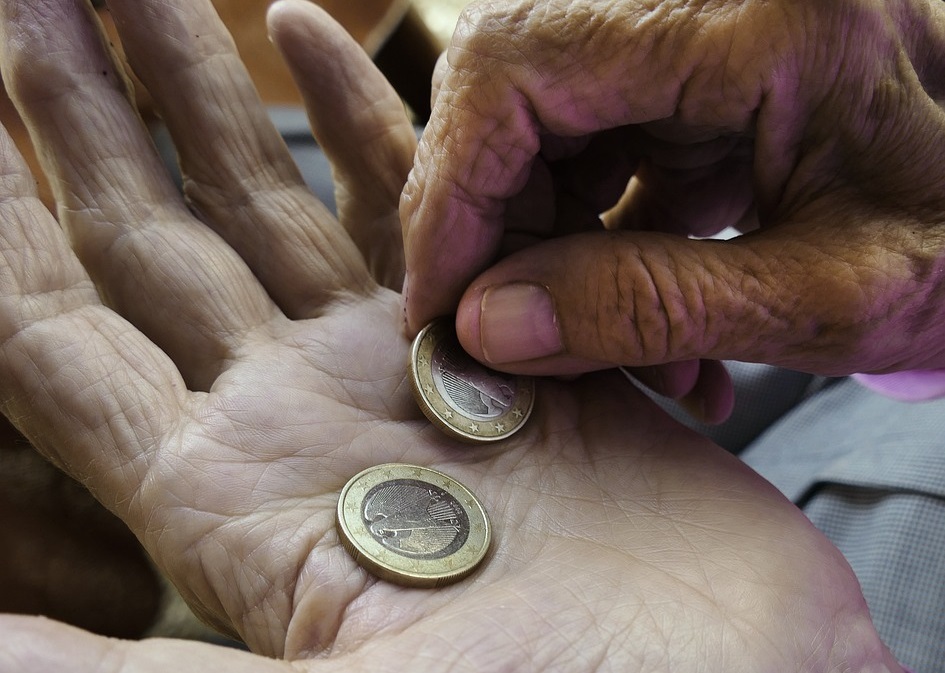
[336,463,491,588]
[409,318,534,443]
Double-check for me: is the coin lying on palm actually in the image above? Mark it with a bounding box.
[336,464,491,588]
[410,318,535,443]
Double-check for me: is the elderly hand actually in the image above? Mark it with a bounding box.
[0,0,901,671]
[401,0,945,421]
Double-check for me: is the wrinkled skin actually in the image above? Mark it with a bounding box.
[0,0,903,671]
[401,0,945,423]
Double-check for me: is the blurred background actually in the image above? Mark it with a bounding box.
[414,0,466,44]
[0,0,466,645]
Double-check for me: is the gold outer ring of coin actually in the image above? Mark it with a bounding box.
[409,318,535,443]
[336,464,491,588]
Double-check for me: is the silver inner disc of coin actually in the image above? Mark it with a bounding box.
[432,334,515,420]
[362,478,470,560]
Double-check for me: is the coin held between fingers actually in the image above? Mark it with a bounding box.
[410,318,535,443]
[336,464,491,588]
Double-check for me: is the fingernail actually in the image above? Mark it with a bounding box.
[678,394,708,425]
[679,389,733,426]
[480,283,563,363]
[401,272,411,331]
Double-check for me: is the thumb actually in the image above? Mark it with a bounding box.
[0,615,292,673]
[453,226,943,377]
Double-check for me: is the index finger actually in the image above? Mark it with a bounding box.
[400,76,537,333]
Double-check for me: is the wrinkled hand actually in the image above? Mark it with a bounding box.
[402,0,945,421]
[0,0,901,671]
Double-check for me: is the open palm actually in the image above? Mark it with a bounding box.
[0,1,898,671]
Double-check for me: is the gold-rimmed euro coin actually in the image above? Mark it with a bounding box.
[336,464,491,588]
[410,318,534,443]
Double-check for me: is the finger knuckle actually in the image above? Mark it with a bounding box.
[586,238,681,365]
[450,0,547,75]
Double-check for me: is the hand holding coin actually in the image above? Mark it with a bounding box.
[0,0,901,670]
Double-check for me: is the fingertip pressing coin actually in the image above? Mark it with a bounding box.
[409,318,534,443]
[336,464,491,588]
